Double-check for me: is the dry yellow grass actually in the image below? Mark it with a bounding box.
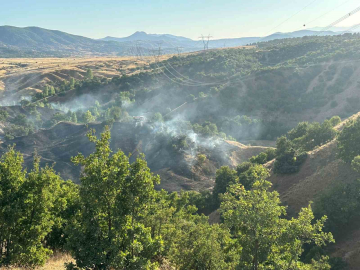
[0,55,172,78]
[0,55,174,101]
[0,253,73,270]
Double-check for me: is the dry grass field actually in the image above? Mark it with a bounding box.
[0,55,172,100]
[0,253,73,270]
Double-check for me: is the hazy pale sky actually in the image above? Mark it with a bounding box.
[1,0,360,39]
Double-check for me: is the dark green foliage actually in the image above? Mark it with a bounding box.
[0,110,9,122]
[11,113,27,126]
[170,135,190,152]
[236,161,253,175]
[314,179,360,236]
[329,116,341,127]
[338,117,360,163]
[143,190,238,269]
[193,121,218,137]
[249,148,276,164]
[167,222,238,270]
[0,148,72,267]
[274,136,308,174]
[237,164,269,190]
[221,180,334,269]
[150,112,163,123]
[213,166,238,207]
[288,120,337,152]
[85,68,93,79]
[4,124,35,140]
[274,119,337,174]
[66,127,161,269]
[328,257,349,270]
[45,181,80,251]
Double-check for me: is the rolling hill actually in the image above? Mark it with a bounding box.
[0,26,131,57]
[0,25,353,58]
[265,114,360,270]
[0,120,268,192]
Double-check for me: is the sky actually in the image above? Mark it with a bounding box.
[1,0,360,40]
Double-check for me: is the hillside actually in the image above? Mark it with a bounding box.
[0,26,131,57]
[3,30,360,269]
[0,25,351,58]
[15,34,360,142]
[102,29,344,49]
[0,56,171,104]
[0,121,267,191]
[3,34,360,145]
[264,114,360,270]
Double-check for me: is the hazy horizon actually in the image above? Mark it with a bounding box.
[1,0,360,40]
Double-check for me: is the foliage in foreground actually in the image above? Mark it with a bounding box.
[0,128,336,269]
[0,148,77,267]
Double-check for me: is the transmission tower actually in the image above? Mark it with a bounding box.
[135,41,143,60]
[175,46,183,56]
[199,34,213,51]
[155,42,163,61]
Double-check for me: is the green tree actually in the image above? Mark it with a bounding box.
[351,155,360,173]
[143,190,238,269]
[213,166,238,208]
[84,110,95,123]
[288,121,336,152]
[45,180,80,251]
[69,78,75,89]
[50,86,56,96]
[168,222,238,270]
[0,109,9,122]
[86,68,94,79]
[338,118,360,163]
[0,149,64,267]
[250,148,276,165]
[106,106,122,121]
[151,112,163,123]
[237,164,269,190]
[329,116,341,127]
[274,136,307,174]
[71,112,78,123]
[11,113,27,126]
[43,85,49,97]
[221,180,334,270]
[20,99,31,107]
[314,179,360,236]
[66,128,161,269]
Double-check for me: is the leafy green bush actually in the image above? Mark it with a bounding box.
[249,148,276,164]
[0,148,74,267]
[0,109,9,121]
[273,136,308,174]
[338,117,360,163]
[66,128,161,269]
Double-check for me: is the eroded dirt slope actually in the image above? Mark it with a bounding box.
[0,121,268,192]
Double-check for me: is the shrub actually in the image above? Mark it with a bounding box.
[197,154,207,164]
[338,118,360,163]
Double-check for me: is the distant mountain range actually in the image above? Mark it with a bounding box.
[0,26,131,57]
[0,25,358,57]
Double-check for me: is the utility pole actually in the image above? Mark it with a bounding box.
[199,34,213,51]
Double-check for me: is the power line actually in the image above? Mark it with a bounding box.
[345,23,360,32]
[303,0,352,28]
[320,5,360,33]
[260,0,319,41]
[130,1,360,88]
